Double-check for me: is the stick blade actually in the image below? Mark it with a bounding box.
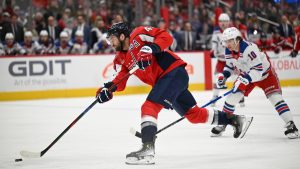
[20,150,41,158]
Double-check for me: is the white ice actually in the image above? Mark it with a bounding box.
[1,87,300,169]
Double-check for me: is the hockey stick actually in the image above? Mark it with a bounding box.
[20,66,139,159]
[131,89,233,138]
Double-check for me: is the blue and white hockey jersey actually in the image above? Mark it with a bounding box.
[223,40,271,82]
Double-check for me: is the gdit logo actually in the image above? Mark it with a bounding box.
[9,59,71,76]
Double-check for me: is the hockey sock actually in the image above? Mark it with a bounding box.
[212,87,220,98]
[222,91,244,114]
[212,110,234,125]
[141,115,157,143]
[185,106,215,124]
[268,93,293,123]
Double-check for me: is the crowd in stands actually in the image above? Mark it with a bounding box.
[0,0,299,56]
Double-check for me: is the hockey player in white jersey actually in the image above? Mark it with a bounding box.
[2,33,25,56]
[210,13,244,107]
[211,27,299,139]
[22,31,41,55]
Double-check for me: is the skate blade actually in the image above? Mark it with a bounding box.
[286,132,300,139]
[238,116,253,139]
[126,156,155,165]
[211,133,223,137]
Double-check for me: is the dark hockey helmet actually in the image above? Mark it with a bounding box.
[107,22,130,38]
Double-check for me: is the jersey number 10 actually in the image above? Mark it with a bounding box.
[248,51,257,61]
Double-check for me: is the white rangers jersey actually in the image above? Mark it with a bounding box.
[224,40,271,82]
[211,27,226,61]
[22,41,41,55]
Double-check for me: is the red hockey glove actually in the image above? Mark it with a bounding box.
[137,46,152,70]
[216,73,227,89]
[233,75,250,93]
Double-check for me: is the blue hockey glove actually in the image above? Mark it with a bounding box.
[97,88,113,103]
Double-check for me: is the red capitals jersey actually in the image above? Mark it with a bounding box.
[112,26,186,91]
[256,39,272,52]
[294,26,300,51]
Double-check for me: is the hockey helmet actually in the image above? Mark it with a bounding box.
[60,31,69,38]
[107,22,130,38]
[40,30,48,36]
[25,31,33,37]
[218,13,230,22]
[5,33,14,40]
[222,27,242,41]
[75,30,84,37]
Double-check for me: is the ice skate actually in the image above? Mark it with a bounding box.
[126,142,155,165]
[230,115,253,138]
[211,125,227,137]
[284,121,299,139]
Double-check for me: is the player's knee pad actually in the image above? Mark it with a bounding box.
[141,100,163,119]
[185,106,214,124]
[225,91,244,105]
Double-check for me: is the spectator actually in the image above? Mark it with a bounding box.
[2,32,24,56]
[271,28,293,54]
[71,15,90,44]
[55,31,73,54]
[278,15,294,39]
[46,15,61,42]
[157,19,177,51]
[178,21,197,51]
[38,30,55,54]
[90,18,107,49]
[0,12,11,42]
[91,33,114,54]
[22,31,41,55]
[34,12,46,35]
[255,32,272,52]
[70,30,88,54]
[290,26,300,57]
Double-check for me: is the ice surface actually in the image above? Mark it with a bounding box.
[0,87,300,169]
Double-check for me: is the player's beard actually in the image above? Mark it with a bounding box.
[115,39,126,52]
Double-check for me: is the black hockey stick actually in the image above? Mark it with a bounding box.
[131,89,233,138]
[20,66,139,159]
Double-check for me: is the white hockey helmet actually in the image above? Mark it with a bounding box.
[60,31,69,38]
[218,13,230,22]
[5,33,14,40]
[25,31,33,37]
[75,30,84,37]
[40,30,48,36]
[222,27,242,41]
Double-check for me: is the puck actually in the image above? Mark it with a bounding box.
[15,158,23,162]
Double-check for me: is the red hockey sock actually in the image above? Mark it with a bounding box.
[185,105,209,124]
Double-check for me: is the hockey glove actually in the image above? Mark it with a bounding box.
[97,88,113,103]
[137,45,152,70]
[290,50,298,58]
[233,75,250,93]
[216,73,227,89]
[96,82,116,97]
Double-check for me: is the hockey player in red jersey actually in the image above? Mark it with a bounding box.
[290,26,300,57]
[211,27,299,139]
[95,22,253,165]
